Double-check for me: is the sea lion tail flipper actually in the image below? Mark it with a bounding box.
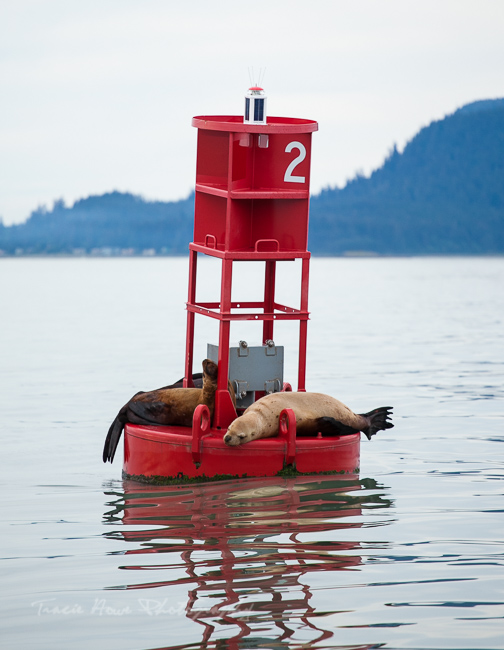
[360,406,394,440]
[315,417,361,437]
[103,414,125,463]
[127,399,171,424]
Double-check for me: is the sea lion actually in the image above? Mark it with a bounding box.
[223,391,393,446]
[103,359,235,463]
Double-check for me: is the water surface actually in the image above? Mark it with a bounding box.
[1,257,503,649]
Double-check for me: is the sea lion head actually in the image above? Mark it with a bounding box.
[200,359,237,408]
[223,412,259,446]
[201,358,218,384]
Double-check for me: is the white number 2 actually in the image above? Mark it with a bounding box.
[284,141,306,184]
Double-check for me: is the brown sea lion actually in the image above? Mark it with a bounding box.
[223,391,393,446]
[103,359,235,463]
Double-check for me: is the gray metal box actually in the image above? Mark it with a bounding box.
[207,341,284,409]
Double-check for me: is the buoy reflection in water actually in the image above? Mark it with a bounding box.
[103,476,392,648]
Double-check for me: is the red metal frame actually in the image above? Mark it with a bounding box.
[184,116,318,430]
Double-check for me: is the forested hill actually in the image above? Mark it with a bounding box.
[0,192,194,256]
[1,97,503,256]
[308,97,504,254]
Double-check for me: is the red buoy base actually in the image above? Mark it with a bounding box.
[123,421,360,483]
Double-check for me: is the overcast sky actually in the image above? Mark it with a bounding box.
[1,0,503,225]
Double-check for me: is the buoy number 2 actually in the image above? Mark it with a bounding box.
[284,141,306,184]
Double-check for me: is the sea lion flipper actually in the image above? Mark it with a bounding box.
[127,399,173,424]
[314,416,361,437]
[103,414,125,463]
[359,406,394,440]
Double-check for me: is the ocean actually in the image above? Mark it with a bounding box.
[1,256,503,649]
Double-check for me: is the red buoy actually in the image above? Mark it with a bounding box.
[123,93,360,483]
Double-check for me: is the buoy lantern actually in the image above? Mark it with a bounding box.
[244,86,267,124]
[121,88,362,484]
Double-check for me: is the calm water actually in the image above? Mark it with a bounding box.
[1,256,503,650]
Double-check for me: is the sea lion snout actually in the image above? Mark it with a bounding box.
[225,411,263,446]
[224,428,249,446]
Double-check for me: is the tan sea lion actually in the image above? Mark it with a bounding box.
[103,359,235,463]
[223,391,393,446]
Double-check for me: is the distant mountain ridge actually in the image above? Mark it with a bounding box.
[308,97,504,254]
[0,192,194,256]
[1,97,503,256]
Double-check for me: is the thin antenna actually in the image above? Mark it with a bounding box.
[247,67,266,88]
